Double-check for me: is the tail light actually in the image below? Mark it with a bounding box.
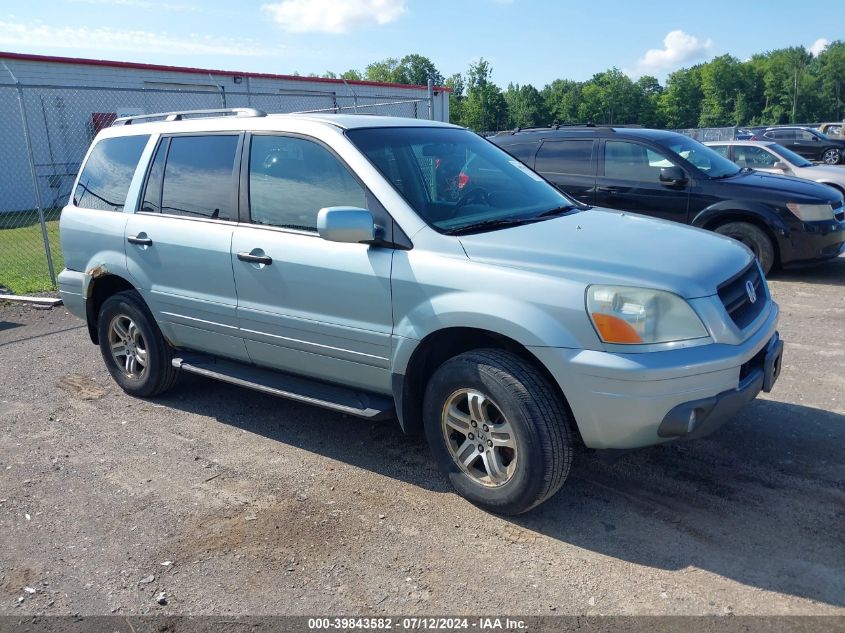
[750,135,761,141]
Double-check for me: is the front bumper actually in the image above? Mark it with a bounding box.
[530,301,780,449]
[780,217,845,265]
[657,333,782,439]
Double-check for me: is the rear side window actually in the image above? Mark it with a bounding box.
[502,142,538,166]
[733,146,778,168]
[159,135,239,220]
[248,135,367,232]
[536,140,594,176]
[73,135,149,211]
[709,145,729,158]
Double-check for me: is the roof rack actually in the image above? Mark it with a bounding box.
[112,107,267,126]
[500,122,647,135]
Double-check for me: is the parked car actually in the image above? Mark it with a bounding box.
[491,126,845,273]
[705,140,845,196]
[59,109,785,515]
[817,122,844,139]
[750,126,845,164]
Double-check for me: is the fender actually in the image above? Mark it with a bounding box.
[391,291,590,378]
[691,200,790,237]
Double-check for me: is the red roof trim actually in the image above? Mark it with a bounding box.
[0,51,451,93]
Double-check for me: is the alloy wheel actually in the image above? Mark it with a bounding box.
[440,388,518,487]
[108,314,148,379]
[822,148,841,165]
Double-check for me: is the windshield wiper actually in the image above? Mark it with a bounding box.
[533,204,579,218]
[445,204,580,236]
[443,216,538,235]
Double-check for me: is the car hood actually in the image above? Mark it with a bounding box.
[724,169,841,203]
[458,208,753,299]
[801,163,845,182]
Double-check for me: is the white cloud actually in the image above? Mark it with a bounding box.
[0,20,270,57]
[261,0,406,34]
[807,38,830,57]
[633,30,712,76]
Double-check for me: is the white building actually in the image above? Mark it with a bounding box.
[0,51,450,213]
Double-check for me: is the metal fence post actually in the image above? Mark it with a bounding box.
[427,78,434,121]
[3,63,56,288]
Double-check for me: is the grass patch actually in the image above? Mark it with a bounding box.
[0,218,64,294]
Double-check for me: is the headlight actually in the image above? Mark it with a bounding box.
[586,285,708,345]
[786,202,834,221]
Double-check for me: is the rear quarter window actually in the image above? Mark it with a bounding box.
[535,140,594,176]
[73,135,149,211]
[500,142,539,166]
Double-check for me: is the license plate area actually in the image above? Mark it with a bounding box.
[762,334,783,393]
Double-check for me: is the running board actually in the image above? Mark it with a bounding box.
[172,354,394,419]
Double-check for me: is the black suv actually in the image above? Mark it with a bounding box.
[490,126,845,273]
[751,126,845,165]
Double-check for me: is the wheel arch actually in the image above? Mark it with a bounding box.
[693,206,783,266]
[392,326,578,443]
[818,181,845,197]
[85,273,137,344]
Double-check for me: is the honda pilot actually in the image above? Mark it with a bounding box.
[59,110,783,514]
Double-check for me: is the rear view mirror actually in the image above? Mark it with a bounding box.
[317,207,377,244]
[659,166,688,186]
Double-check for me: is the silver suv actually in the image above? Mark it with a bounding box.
[59,108,783,514]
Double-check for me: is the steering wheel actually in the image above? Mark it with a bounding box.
[454,187,491,212]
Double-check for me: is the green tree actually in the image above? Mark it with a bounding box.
[364,57,401,83]
[634,75,664,127]
[503,83,548,128]
[542,79,581,123]
[395,54,444,85]
[697,55,745,126]
[445,73,465,125]
[658,66,703,128]
[460,59,508,131]
[340,69,363,81]
[818,41,845,120]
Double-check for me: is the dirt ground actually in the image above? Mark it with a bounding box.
[0,257,843,617]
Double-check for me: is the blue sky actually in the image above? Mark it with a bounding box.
[1,0,843,87]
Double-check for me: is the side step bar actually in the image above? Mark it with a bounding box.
[172,354,394,420]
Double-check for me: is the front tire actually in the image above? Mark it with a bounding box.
[423,349,574,515]
[821,148,842,165]
[97,290,179,397]
[714,221,776,275]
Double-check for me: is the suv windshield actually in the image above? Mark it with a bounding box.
[768,143,813,167]
[663,135,741,178]
[346,127,576,234]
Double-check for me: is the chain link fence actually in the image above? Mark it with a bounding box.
[0,82,434,297]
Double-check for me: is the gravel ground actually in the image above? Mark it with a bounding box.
[0,257,843,617]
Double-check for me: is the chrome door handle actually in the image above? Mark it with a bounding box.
[237,252,273,265]
[127,235,153,246]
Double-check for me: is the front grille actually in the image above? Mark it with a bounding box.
[718,263,766,329]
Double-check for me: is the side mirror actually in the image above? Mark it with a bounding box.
[773,161,790,172]
[659,166,688,186]
[317,207,377,244]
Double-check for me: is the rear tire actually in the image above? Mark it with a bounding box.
[97,290,179,397]
[821,147,842,165]
[423,349,574,515]
[714,221,775,275]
